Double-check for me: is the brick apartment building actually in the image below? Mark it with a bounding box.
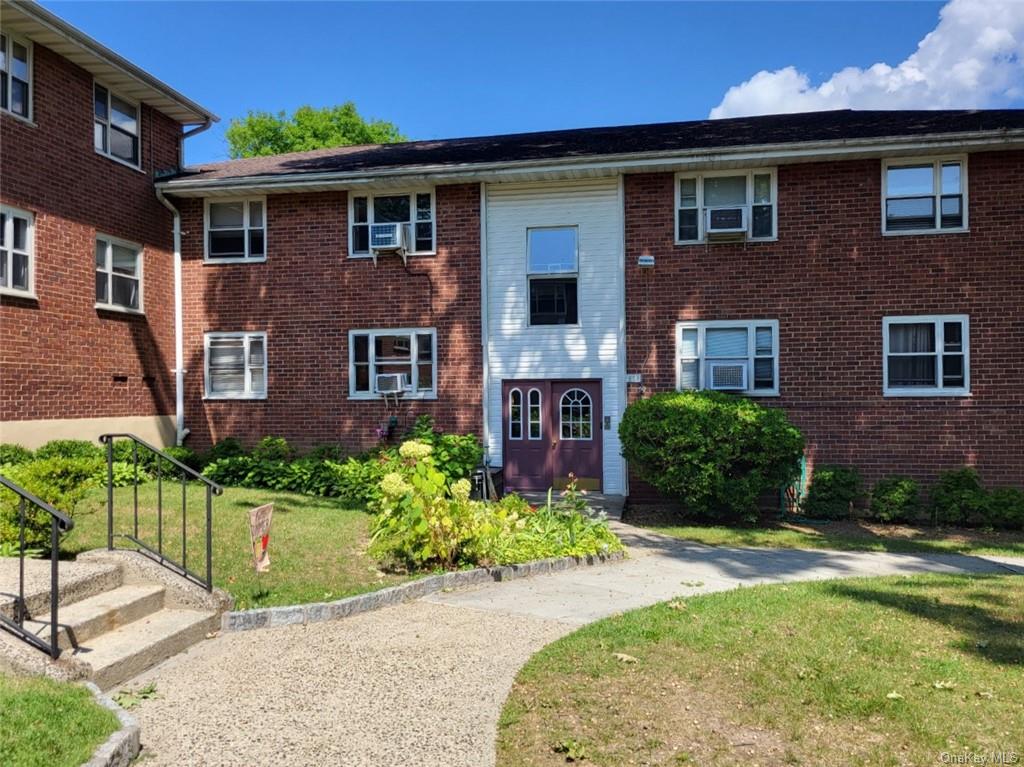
[2,1,1022,498]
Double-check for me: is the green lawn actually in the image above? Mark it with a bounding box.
[0,674,119,767]
[498,574,1024,767]
[63,483,410,609]
[626,506,1024,559]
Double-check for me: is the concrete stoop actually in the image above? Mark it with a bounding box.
[0,550,230,691]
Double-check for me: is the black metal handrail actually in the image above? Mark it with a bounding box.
[99,434,222,591]
[0,474,74,659]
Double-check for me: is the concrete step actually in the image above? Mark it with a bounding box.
[0,558,123,620]
[74,607,219,691]
[20,583,166,651]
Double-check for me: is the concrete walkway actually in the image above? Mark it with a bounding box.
[121,525,1023,766]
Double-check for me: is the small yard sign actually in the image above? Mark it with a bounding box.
[248,503,273,573]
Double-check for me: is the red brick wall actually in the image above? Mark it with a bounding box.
[624,150,1024,496]
[176,184,483,451]
[0,42,181,423]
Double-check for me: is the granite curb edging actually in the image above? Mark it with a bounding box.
[221,550,627,632]
[81,682,141,767]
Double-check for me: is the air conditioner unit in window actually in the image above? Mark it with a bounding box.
[708,361,748,391]
[369,223,410,266]
[375,373,410,395]
[705,207,748,238]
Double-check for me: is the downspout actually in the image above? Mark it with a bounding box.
[155,119,213,445]
[479,182,490,469]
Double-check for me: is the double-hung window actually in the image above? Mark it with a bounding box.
[349,191,434,257]
[349,328,437,398]
[205,332,267,399]
[0,205,33,296]
[527,227,578,326]
[676,320,779,395]
[95,235,142,312]
[0,33,31,119]
[676,170,776,243]
[94,83,140,167]
[882,315,969,396]
[205,199,266,261]
[883,158,966,234]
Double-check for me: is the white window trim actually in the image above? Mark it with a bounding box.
[527,387,543,440]
[348,190,436,258]
[674,168,778,245]
[348,327,438,399]
[1,33,33,125]
[95,234,144,314]
[0,204,35,298]
[203,331,268,400]
[527,225,581,329]
[93,80,143,172]
[203,197,268,263]
[882,314,970,397]
[675,319,780,396]
[508,388,523,441]
[881,156,968,236]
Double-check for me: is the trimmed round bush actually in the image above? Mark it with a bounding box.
[0,443,34,466]
[982,487,1024,531]
[930,467,986,526]
[35,439,103,461]
[251,436,294,462]
[869,476,921,523]
[618,391,804,521]
[802,465,862,520]
[202,437,246,466]
[0,457,101,548]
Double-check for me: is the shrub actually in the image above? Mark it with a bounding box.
[869,476,921,523]
[35,439,103,461]
[307,444,348,462]
[251,436,294,462]
[618,391,804,521]
[0,457,100,548]
[982,487,1024,531]
[802,465,862,520]
[930,467,986,526]
[331,455,397,507]
[0,444,34,465]
[160,445,203,473]
[403,415,482,481]
[90,461,150,488]
[202,437,247,466]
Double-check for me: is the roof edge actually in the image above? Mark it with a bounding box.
[10,0,219,125]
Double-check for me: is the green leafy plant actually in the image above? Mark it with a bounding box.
[35,439,103,461]
[619,391,804,522]
[802,465,862,520]
[201,437,247,466]
[89,461,150,488]
[159,445,203,473]
[982,487,1024,531]
[930,467,986,526]
[0,443,34,465]
[251,436,294,462]
[0,457,100,548]
[0,540,44,558]
[869,476,921,523]
[403,415,482,481]
[307,443,348,462]
[112,682,158,710]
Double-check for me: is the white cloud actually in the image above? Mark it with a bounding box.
[709,0,1024,118]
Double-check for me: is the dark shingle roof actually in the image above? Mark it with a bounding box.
[174,109,1024,183]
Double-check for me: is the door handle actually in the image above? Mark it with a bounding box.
[551,440,558,449]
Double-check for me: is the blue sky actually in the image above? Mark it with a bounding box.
[44,1,1024,165]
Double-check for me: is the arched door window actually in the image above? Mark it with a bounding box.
[559,388,592,440]
[508,388,523,440]
[527,388,543,440]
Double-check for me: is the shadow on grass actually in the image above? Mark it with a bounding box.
[823,575,1024,666]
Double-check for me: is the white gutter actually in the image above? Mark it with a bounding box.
[154,187,187,445]
[478,182,490,468]
[156,130,1024,196]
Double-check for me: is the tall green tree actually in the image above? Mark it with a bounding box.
[225,102,406,158]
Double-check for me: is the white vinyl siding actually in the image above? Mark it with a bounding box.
[204,332,267,399]
[882,315,969,396]
[676,320,779,396]
[484,179,626,493]
[0,205,34,296]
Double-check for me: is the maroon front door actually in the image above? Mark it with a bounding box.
[502,379,603,492]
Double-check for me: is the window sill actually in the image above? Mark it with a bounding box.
[0,287,37,300]
[96,303,145,316]
[882,228,969,237]
[883,390,972,398]
[203,257,268,265]
[1,110,37,128]
[203,394,268,401]
[94,149,144,174]
[348,393,438,401]
[348,251,437,260]
[674,236,778,246]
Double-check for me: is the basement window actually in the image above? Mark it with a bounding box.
[528,227,578,326]
[882,315,969,396]
[883,158,967,234]
[94,83,140,167]
[95,235,143,313]
[349,328,436,398]
[0,33,31,120]
[205,332,267,399]
[205,199,266,262]
[349,191,435,257]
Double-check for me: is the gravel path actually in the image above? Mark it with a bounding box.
[124,525,1023,766]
